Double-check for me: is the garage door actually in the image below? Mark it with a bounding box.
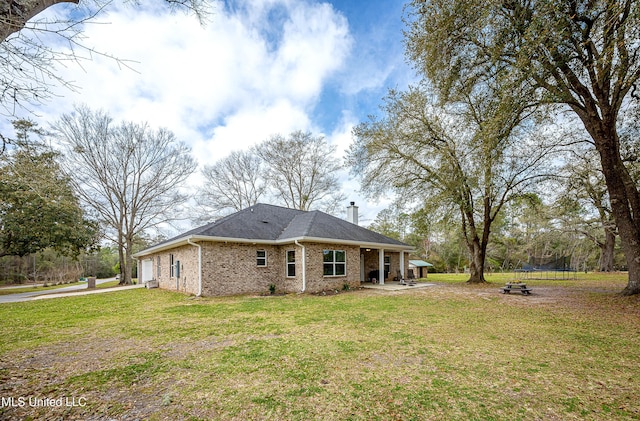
[140,259,154,283]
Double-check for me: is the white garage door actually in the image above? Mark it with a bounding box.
[140,259,154,283]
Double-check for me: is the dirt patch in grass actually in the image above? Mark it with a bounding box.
[0,334,160,420]
[390,277,640,311]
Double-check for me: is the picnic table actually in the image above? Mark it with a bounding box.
[500,282,532,295]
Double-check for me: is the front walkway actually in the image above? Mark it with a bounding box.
[362,281,435,291]
[31,284,144,300]
[0,284,144,303]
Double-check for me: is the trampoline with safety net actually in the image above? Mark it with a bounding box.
[515,255,577,280]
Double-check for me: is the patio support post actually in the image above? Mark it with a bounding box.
[400,251,405,280]
[379,248,385,285]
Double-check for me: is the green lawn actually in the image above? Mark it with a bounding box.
[0,273,638,420]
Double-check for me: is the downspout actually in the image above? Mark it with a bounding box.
[294,240,306,293]
[187,238,202,297]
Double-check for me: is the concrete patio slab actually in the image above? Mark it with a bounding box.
[362,282,436,291]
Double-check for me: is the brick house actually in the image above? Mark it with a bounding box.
[133,203,412,296]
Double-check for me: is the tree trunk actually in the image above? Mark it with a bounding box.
[461,199,489,284]
[599,229,616,272]
[122,236,133,285]
[121,254,132,285]
[466,237,487,283]
[0,0,79,42]
[117,240,126,285]
[589,124,640,295]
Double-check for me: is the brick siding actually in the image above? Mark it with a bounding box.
[147,241,407,296]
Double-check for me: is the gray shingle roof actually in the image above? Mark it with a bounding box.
[141,203,409,254]
[186,204,303,240]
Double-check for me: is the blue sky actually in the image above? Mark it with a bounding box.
[8,0,415,225]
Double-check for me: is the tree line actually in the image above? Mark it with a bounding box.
[0,109,345,285]
[368,192,625,275]
[1,101,625,287]
[349,0,640,295]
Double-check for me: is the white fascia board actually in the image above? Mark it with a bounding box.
[132,235,278,257]
[133,235,414,258]
[132,237,190,257]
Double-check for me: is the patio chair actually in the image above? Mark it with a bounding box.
[397,270,405,285]
[369,270,379,284]
[407,269,416,286]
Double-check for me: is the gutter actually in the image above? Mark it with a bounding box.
[187,238,202,297]
[294,240,306,293]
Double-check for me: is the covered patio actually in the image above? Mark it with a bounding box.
[360,247,411,285]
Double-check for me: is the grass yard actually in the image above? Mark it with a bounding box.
[0,273,639,420]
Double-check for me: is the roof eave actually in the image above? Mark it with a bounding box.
[132,235,280,257]
[284,236,414,252]
[133,234,415,258]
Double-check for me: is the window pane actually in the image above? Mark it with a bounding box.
[323,264,334,276]
[287,263,296,277]
[287,251,295,263]
[384,256,390,263]
[335,263,346,275]
[335,250,346,262]
[323,250,333,262]
[257,250,266,266]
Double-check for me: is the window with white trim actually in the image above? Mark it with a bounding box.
[286,250,296,277]
[170,254,175,278]
[323,250,346,276]
[157,256,161,277]
[257,250,267,267]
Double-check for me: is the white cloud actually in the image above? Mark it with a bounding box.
[193,99,311,163]
[2,0,411,227]
[30,0,352,165]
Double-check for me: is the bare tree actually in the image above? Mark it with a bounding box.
[0,0,210,114]
[198,149,266,217]
[1,0,209,42]
[255,130,345,213]
[1,0,77,42]
[54,105,196,284]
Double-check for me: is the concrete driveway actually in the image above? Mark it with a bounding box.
[0,278,140,303]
